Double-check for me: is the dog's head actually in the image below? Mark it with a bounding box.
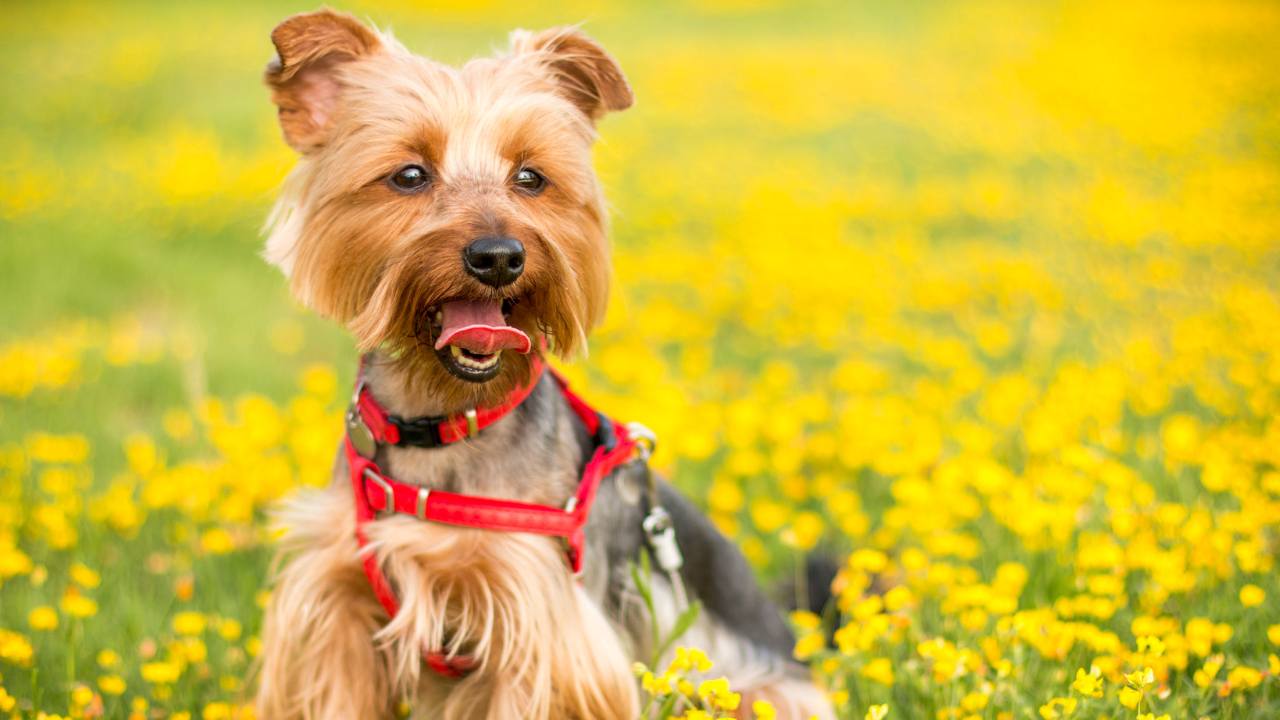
[263,10,631,404]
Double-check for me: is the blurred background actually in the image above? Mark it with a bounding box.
[2,1,1279,718]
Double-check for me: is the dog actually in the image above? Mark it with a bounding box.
[253,10,836,720]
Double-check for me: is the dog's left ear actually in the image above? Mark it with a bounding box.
[265,9,383,153]
[511,27,634,121]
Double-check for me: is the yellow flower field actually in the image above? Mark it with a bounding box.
[2,1,1279,718]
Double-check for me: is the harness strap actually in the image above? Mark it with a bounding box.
[346,361,640,679]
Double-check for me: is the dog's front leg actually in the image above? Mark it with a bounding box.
[256,487,394,720]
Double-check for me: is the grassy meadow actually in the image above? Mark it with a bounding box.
[2,0,1280,718]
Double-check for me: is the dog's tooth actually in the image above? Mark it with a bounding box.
[450,345,463,358]
[435,311,443,325]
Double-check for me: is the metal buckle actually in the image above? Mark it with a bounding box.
[464,408,479,438]
[625,422,657,462]
[362,468,394,516]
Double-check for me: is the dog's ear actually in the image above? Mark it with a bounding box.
[511,27,634,121]
[265,9,382,153]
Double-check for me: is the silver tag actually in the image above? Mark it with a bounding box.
[346,407,377,459]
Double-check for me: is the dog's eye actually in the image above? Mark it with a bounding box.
[512,168,547,195]
[389,165,431,192]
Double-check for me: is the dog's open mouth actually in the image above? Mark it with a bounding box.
[427,298,531,382]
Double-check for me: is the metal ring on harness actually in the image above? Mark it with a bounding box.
[625,421,657,462]
[362,468,394,516]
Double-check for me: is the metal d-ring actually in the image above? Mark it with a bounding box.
[362,468,394,515]
[625,421,657,462]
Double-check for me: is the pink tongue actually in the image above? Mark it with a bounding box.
[434,299,531,355]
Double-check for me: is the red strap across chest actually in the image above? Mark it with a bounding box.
[345,363,638,678]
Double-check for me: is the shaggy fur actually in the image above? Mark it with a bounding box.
[253,9,835,720]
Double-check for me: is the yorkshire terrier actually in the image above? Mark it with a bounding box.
[254,9,835,720]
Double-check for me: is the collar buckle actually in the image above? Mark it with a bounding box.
[388,414,444,448]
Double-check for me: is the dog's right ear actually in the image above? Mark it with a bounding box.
[265,9,382,153]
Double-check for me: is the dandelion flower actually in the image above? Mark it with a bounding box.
[1239,584,1265,608]
[28,606,58,631]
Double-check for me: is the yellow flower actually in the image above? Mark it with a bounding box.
[696,677,741,710]
[749,499,789,533]
[0,629,34,666]
[200,527,235,554]
[752,700,777,720]
[794,632,825,660]
[1239,584,1265,608]
[60,591,98,618]
[1070,667,1102,698]
[70,684,94,707]
[141,661,181,685]
[865,704,889,720]
[0,686,15,712]
[28,605,58,631]
[640,670,672,695]
[0,545,33,579]
[861,657,896,687]
[98,649,121,668]
[707,478,744,513]
[883,585,913,612]
[218,618,243,641]
[1136,635,1164,657]
[1226,666,1263,690]
[98,675,126,695]
[780,511,824,551]
[960,691,989,712]
[202,702,232,719]
[1119,687,1142,709]
[669,646,713,673]
[172,611,207,636]
[1038,697,1076,719]
[1124,667,1154,689]
[1268,624,1280,646]
[69,562,101,588]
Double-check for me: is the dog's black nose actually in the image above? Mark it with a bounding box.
[463,236,525,288]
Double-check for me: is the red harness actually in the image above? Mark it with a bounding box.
[344,356,641,678]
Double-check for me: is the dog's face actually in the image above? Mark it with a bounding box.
[263,11,631,403]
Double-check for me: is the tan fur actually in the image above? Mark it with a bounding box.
[257,487,395,719]
[257,485,636,720]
